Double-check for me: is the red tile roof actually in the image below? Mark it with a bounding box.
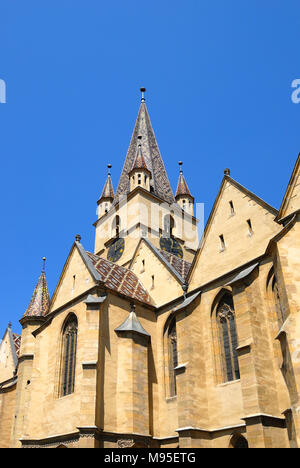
[159,249,191,281]
[12,333,21,357]
[86,251,152,305]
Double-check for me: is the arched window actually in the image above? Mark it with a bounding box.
[60,314,78,397]
[112,215,121,237]
[216,293,240,383]
[229,434,248,448]
[168,318,178,396]
[163,214,175,237]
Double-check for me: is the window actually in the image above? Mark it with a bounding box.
[229,201,235,215]
[112,215,121,237]
[138,174,141,185]
[60,314,78,397]
[163,214,175,237]
[216,293,240,382]
[168,319,178,396]
[247,219,253,236]
[219,235,226,252]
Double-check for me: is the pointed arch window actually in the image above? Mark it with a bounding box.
[168,318,178,396]
[217,293,240,382]
[60,314,78,397]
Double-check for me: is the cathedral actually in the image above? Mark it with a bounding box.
[0,89,300,449]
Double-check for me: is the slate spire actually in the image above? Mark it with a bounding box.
[23,259,50,317]
[175,161,193,200]
[114,89,175,204]
[98,164,114,203]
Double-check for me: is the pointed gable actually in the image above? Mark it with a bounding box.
[277,154,300,221]
[50,243,98,313]
[188,174,281,290]
[130,238,185,306]
[114,100,174,204]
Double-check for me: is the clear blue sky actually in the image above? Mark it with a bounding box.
[1,0,300,334]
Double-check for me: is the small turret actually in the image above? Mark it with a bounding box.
[23,257,50,318]
[97,165,114,219]
[175,161,194,216]
[129,136,152,192]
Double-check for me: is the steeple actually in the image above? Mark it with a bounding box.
[114,88,175,204]
[175,162,194,216]
[129,136,152,191]
[97,165,114,218]
[23,258,50,317]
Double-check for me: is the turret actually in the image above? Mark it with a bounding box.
[129,136,152,192]
[13,258,50,447]
[97,165,114,219]
[175,161,194,216]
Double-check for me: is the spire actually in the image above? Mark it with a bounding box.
[175,162,193,199]
[98,165,114,203]
[114,90,175,204]
[23,258,50,317]
[130,136,150,172]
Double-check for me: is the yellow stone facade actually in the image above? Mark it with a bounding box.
[1,95,300,448]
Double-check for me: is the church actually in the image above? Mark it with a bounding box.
[0,89,300,448]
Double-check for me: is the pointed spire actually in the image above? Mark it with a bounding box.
[130,136,150,172]
[23,258,50,317]
[175,162,193,199]
[98,164,114,203]
[114,90,175,204]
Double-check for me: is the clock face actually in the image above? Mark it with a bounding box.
[160,237,183,259]
[107,238,125,263]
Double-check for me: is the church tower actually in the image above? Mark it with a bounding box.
[94,88,198,265]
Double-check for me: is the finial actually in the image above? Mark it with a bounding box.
[42,257,46,272]
[108,164,112,176]
[8,321,12,329]
[75,234,81,243]
[178,161,183,174]
[224,168,231,176]
[140,87,146,102]
[130,302,136,313]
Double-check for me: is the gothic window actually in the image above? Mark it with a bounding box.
[163,214,175,237]
[60,314,78,397]
[217,293,240,382]
[112,215,121,237]
[168,318,178,396]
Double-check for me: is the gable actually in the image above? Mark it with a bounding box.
[189,177,281,290]
[50,246,97,313]
[0,330,16,383]
[130,239,184,306]
[277,155,300,221]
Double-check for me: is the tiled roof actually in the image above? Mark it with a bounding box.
[12,333,21,357]
[114,101,175,204]
[175,171,193,198]
[24,270,50,317]
[86,251,152,305]
[131,145,150,172]
[99,174,114,201]
[159,249,191,281]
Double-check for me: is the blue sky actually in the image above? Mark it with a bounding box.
[0,0,300,334]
